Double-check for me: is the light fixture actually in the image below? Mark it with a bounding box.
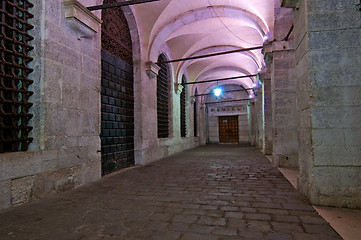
[263,35,268,42]
[214,87,222,97]
[252,83,257,88]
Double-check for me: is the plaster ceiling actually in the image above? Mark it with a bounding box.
[132,0,274,96]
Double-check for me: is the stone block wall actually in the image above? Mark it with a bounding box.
[293,0,361,208]
[0,0,102,211]
[207,105,248,144]
[271,7,299,168]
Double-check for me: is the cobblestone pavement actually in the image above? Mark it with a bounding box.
[0,145,341,240]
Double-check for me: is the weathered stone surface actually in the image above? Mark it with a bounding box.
[0,181,10,211]
[293,0,361,208]
[10,176,34,206]
[0,145,342,239]
[0,0,102,211]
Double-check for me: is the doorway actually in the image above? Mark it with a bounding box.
[219,116,239,143]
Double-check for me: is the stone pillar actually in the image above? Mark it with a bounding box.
[259,67,273,155]
[248,102,257,146]
[199,104,208,145]
[285,0,361,208]
[270,7,298,167]
[134,61,159,165]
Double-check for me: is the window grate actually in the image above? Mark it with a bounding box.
[180,75,186,137]
[0,0,34,153]
[157,54,169,138]
[194,88,198,137]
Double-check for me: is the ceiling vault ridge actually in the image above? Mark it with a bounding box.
[147,5,268,60]
[175,45,263,79]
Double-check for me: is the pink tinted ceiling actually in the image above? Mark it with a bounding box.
[132,0,274,94]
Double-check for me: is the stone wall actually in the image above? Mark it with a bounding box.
[292,0,361,208]
[135,55,200,166]
[207,105,248,144]
[270,7,299,167]
[0,0,102,211]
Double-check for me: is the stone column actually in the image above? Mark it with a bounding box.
[270,7,299,167]
[284,0,361,208]
[259,67,273,155]
[199,104,208,145]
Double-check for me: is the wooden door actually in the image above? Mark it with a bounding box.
[219,116,239,143]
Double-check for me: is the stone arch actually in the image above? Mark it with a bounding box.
[148,6,268,62]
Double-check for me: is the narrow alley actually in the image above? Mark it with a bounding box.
[0,145,341,240]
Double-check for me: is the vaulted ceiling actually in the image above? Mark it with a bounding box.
[132,0,275,96]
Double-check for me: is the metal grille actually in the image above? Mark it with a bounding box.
[194,88,198,137]
[100,50,134,175]
[180,75,186,137]
[101,0,133,65]
[157,54,169,138]
[0,0,34,153]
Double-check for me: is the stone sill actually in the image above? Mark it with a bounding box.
[64,0,102,38]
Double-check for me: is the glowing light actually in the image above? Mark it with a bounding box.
[214,87,222,97]
[263,35,268,42]
[252,83,257,88]
[257,67,262,73]
[249,94,255,99]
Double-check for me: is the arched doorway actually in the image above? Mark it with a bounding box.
[100,1,134,175]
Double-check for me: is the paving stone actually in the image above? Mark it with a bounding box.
[271,221,304,233]
[200,205,218,210]
[244,213,271,221]
[212,226,238,236]
[189,224,213,234]
[198,216,227,226]
[220,206,238,211]
[0,145,341,240]
[150,231,182,240]
[150,212,172,221]
[303,223,340,235]
[271,214,300,223]
[293,232,342,240]
[246,220,272,232]
[265,232,293,240]
[181,232,218,240]
[225,211,244,219]
[300,215,328,224]
[227,218,247,229]
[173,214,199,223]
[238,230,264,239]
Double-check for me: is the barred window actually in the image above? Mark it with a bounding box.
[0,0,34,153]
[156,54,169,138]
[194,88,198,137]
[180,75,186,137]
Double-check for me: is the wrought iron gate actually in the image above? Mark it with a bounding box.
[0,0,34,153]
